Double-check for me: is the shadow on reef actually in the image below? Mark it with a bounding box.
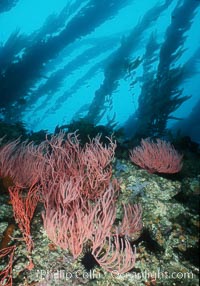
[174,188,200,213]
[174,246,199,268]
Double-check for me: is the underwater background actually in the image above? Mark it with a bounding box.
[0,0,199,141]
[0,0,200,286]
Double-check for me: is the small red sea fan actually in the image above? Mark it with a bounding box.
[129,138,183,174]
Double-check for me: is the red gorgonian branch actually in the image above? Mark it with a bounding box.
[0,245,16,286]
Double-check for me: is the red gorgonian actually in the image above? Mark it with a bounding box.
[130,138,183,174]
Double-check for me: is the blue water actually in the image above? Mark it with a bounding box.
[0,0,200,142]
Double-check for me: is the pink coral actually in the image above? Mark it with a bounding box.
[130,138,183,174]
